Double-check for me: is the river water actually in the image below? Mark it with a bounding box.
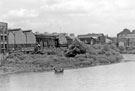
[0,54,135,91]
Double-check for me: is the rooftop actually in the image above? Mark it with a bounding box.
[8,28,21,32]
[22,30,32,32]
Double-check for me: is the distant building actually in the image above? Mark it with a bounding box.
[78,33,105,44]
[23,30,36,52]
[105,37,112,44]
[35,33,73,48]
[66,36,73,46]
[35,34,57,48]
[58,34,67,45]
[0,22,8,53]
[110,37,117,45]
[8,28,26,51]
[69,33,75,39]
[23,30,36,44]
[117,28,131,47]
[57,34,73,47]
[126,34,135,47]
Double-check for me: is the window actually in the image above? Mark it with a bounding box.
[1,36,3,41]
[5,36,7,41]
[5,44,7,49]
[1,44,3,48]
[0,36,7,41]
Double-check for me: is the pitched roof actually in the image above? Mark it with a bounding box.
[132,29,135,34]
[117,28,131,36]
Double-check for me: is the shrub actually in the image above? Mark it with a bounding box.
[119,46,125,52]
[93,44,103,50]
[105,51,112,56]
[65,40,87,57]
[103,44,110,51]
[75,54,86,58]
[97,57,110,64]
[87,45,96,54]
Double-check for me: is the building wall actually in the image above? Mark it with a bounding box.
[117,37,128,47]
[35,34,57,48]
[0,22,8,53]
[129,38,135,46]
[14,30,26,44]
[8,29,26,51]
[79,38,95,44]
[99,36,105,44]
[24,32,36,44]
[117,29,131,47]
[117,33,135,47]
[78,34,105,45]
[79,37,104,45]
[8,32,14,44]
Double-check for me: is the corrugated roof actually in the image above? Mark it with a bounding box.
[117,29,131,36]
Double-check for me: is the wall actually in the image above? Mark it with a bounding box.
[24,32,36,44]
[8,32,14,44]
[14,30,26,44]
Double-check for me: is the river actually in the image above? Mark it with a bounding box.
[0,54,135,91]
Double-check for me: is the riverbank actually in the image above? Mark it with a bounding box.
[0,53,123,76]
[0,43,123,76]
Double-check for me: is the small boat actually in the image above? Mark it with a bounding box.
[54,67,64,73]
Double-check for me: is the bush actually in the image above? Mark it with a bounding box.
[87,45,96,54]
[105,51,112,56]
[75,54,86,58]
[93,44,103,50]
[119,46,125,51]
[103,44,110,51]
[65,40,87,57]
[97,57,110,64]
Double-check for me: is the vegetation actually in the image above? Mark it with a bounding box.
[0,42,123,75]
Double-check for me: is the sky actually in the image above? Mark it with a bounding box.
[1,0,135,36]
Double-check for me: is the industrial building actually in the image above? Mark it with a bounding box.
[0,22,8,53]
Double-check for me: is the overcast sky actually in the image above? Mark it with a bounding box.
[1,0,135,36]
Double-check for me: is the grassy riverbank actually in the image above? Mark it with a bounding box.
[0,43,123,76]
